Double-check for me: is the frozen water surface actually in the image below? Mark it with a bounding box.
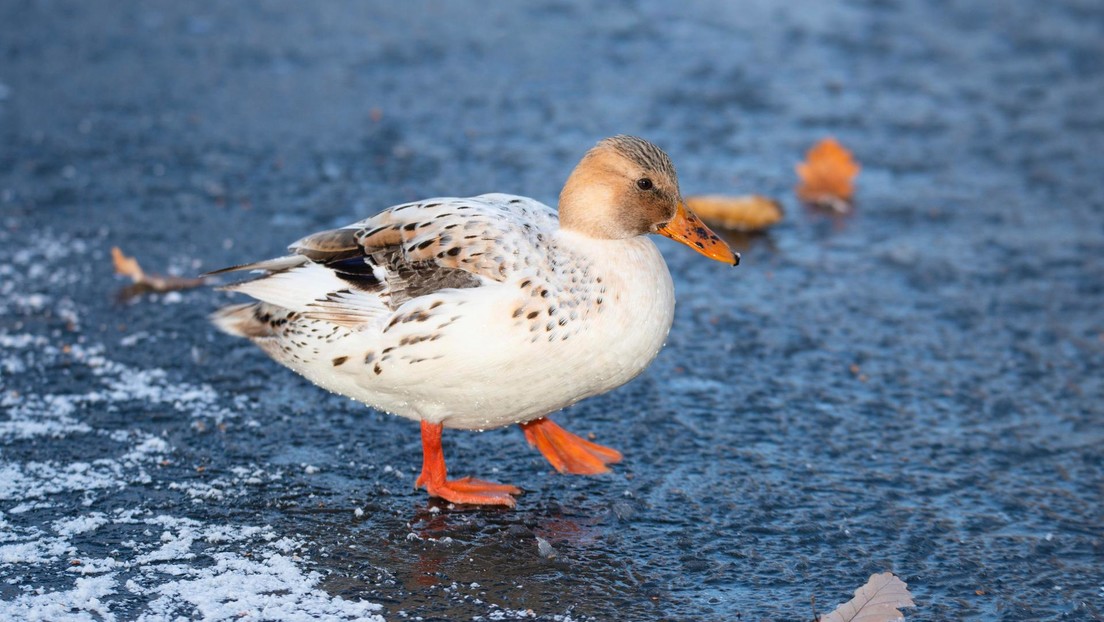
[1,1,1102,620]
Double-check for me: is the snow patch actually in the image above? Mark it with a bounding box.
[53,512,110,537]
[0,575,117,622]
[140,552,384,622]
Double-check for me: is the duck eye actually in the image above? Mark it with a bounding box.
[636,178,654,191]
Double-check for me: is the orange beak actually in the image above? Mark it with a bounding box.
[656,201,740,265]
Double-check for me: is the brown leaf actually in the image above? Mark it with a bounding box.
[112,246,207,300]
[684,195,783,232]
[795,138,861,211]
[820,572,915,622]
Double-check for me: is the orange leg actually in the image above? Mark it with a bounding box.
[519,417,623,475]
[415,420,521,507]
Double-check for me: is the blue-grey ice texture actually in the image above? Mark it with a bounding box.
[1,1,1102,620]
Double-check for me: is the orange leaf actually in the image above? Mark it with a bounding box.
[795,138,861,209]
[111,246,146,282]
[684,195,783,232]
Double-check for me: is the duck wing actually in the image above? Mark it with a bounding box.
[213,194,557,328]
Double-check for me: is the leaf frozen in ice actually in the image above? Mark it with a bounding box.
[820,572,915,622]
[112,246,208,301]
[684,194,783,232]
[795,137,861,212]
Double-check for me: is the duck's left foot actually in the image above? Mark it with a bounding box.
[417,420,521,507]
[520,417,623,475]
[416,474,521,507]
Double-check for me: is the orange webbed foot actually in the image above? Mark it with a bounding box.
[416,420,521,507]
[417,474,521,507]
[520,417,622,475]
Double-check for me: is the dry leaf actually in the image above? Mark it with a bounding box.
[684,195,783,232]
[112,246,207,300]
[111,247,146,281]
[795,138,861,212]
[819,572,915,622]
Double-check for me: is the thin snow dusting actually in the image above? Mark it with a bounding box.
[0,228,384,620]
[139,552,382,622]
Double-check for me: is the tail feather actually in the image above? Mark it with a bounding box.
[203,255,308,278]
[210,302,281,339]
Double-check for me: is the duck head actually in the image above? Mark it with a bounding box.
[558,135,739,265]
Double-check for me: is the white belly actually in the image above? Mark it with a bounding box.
[289,234,675,430]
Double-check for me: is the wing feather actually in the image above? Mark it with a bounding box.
[212,194,557,328]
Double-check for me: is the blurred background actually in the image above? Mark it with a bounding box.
[1,1,1101,620]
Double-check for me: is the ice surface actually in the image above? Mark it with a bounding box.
[2,1,1102,619]
[0,228,385,620]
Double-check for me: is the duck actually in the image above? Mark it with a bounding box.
[209,135,738,507]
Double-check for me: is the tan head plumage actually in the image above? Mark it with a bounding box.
[558,135,682,239]
[558,136,739,265]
